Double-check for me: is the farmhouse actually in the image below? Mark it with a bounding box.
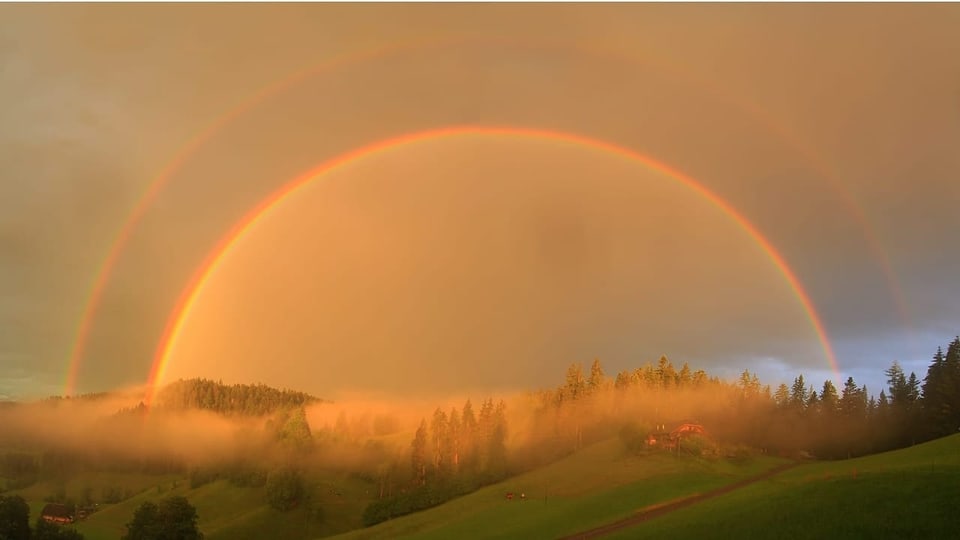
[41,503,74,524]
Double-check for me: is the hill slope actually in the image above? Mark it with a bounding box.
[329,439,788,540]
[600,433,960,540]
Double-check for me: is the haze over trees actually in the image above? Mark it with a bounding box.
[154,379,321,416]
[1,336,957,537]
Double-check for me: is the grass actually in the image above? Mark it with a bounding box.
[6,467,375,540]
[67,469,377,540]
[11,435,957,539]
[603,433,960,540]
[328,439,788,540]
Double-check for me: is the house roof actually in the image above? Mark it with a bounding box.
[41,503,72,519]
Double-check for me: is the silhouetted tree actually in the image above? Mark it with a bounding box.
[430,408,448,476]
[265,468,304,511]
[564,363,586,400]
[410,419,428,486]
[773,384,790,409]
[0,495,30,540]
[588,359,606,394]
[122,496,202,540]
[790,375,808,411]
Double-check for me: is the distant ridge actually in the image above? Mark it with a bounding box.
[151,377,323,416]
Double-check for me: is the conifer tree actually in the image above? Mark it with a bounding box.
[587,359,606,394]
[774,383,790,409]
[820,380,840,417]
[789,375,808,411]
[411,419,428,486]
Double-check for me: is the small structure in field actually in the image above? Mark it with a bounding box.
[41,503,74,524]
[646,423,708,453]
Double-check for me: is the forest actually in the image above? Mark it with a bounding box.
[0,336,957,539]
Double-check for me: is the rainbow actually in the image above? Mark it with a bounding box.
[67,34,895,397]
[61,33,457,396]
[143,125,840,407]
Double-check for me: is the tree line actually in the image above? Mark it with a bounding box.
[363,335,960,526]
[362,398,509,526]
[152,378,321,416]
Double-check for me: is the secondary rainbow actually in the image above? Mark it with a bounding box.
[143,125,841,407]
[61,33,456,396]
[68,34,891,397]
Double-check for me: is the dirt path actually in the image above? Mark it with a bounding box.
[558,461,799,540]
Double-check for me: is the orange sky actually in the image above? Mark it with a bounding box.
[1,4,958,399]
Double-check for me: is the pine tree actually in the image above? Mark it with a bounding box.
[789,375,808,411]
[477,399,495,469]
[657,356,676,389]
[431,408,448,475]
[411,419,428,486]
[564,364,586,400]
[460,399,478,471]
[692,369,708,387]
[806,388,819,416]
[488,400,508,478]
[907,373,921,407]
[922,339,960,437]
[820,380,840,417]
[840,377,866,419]
[885,361,910,407]
[447,407,461,471]
[587,359,606,394]
[774,383,790,409]
[614,371,632,391]
[678,363,692,388]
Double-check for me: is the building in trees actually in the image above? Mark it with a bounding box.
[41,503,74,524]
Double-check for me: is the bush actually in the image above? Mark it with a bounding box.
[265,468,304,511]
[189,468,217,489]
[361,478,480,527]
[34,517,85,540]
[226,466,267,488]
[619,421,652,454]
[122,496,202,540]
[724,444,755,464]
[101,486,129,504]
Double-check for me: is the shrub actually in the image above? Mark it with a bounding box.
[265,468,304,511]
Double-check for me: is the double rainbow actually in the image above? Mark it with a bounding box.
[64,35,897,399]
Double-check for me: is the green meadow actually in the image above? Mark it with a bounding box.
[67,470,375,540]
[329,439,787,540]
[602,433,960,540]
[7,434,959,539]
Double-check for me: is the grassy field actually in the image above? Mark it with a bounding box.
[10,435,957,539]
[328,440,788,540]
[6,466,376,540]
[602,433,960,540]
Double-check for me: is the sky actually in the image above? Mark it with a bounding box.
[1,4,958,401]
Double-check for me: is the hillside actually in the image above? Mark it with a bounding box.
[57,467,375,540]
[323,434,960,540]
[599,433,960,539]
[328,438,788,540]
